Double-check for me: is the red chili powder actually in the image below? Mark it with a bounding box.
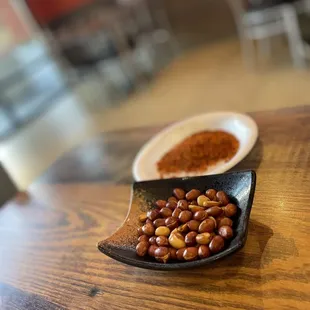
[157,130,239,177]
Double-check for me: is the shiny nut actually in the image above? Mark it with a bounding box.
[205,189,217,200]
[197,195,210,207]
[216,191,229,205]
[169,247,177,260]
[190,200,198,205]
[156,235,169,246]
[185,231,198,246]
[142,222,155,236]
[193,210,208,221]
[176,248,186,260]
[198,245,211,259]
[218,216,233,228]
[209,235,225,253]
[172,207,182,218]
[136,241,149,257]
[203,201,221,208]
[168,232,186,249]
[147,209,160,221]
[223,203,237,217]
[165,217,179,230]
[189,205,204,213]
[178,210,192,223]
[139,212,147,223]
[187,220,200,231]
[148,244,158,257]
[146,219,153,224]
[168,196,178,203]
[209,216,217,228]
[185,189,201,201]
[155,226,170,236]
[155,200,167,209]
[218,225,234,239]
[177,200,188,210]
[177,223,189,234]
[138,235,149,243]
[183,247,198,261]
[206,206,223,217]
[173,188,185,200]
[166,201,177,210]
[153,218,166,228]
[149,236,157,245]
[160,207,173,218]
[154,247,170,263]
[138,227,143,236]
[196,232,212,245]
[198,219,216,233]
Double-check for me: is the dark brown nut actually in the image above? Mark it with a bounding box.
[155,226,170,236]
[216,191,229,206]
[172,207,182,218]
[139,212,147,223]
[196,232,212,245]
[198,245,211,259]
[149,236,157,245]
[169,247,178,260]
[153,218,166,228]
[218,226,234,239]
[155,247,170,263]
[176,248,186,260]
[160,207,173,218]
[148,245,158,257]
[177,223,189,234]
[179,210,192,223]
[136,241,149,257]
[138,235,149,243]
[168,196,178,203]
[185,231,198,246]
[206,206,223,217]
[190,200,198,205]
[198,219,216,233]
[209,235,225,253]
[155,200,167,209]
[138,227,143,236]
[185,189,201,201]
[183,247,198,261]
[142,223,155,236]
[146,219,153,224]
[197,195,210,207]
[173,188,185,200]
[223,203,237,217]
[165,217,179,230]
[168,231,186,249]
[217,216,233,228]
[205,189,217,200]
[177,200,188,210]
[189,205,204,213]
[187,220,200,231]
[193,210,208,221]
[147,209,160,221]
[156,235,169,246]
[166,201,177,210]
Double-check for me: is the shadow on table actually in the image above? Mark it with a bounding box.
[230,138,264,173]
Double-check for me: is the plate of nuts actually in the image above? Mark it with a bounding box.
[97,170,256,270]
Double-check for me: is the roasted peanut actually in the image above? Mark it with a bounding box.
[183,247,198,261]
[198,245,211,259]
[172,207,182,218]
[223,203,237,217]
[142,223,155,236]
[197,195,210,207]
[139,212,147,223]
[138,235,149,243]
[155,200,167,209]
[173,188,185,200]
[206,206,223,217]
[196,232,212,245]
[155,247,170,263]
[136,241,149,257]
[187,220,200,231]
[156,235,169,246]
[177,200,188,210]
[165,217,179,230]
[185,231,198,246]
[216,191,229,205]
[218,226,233,239]
[147,209,160,221]
[209,235,225,253]
[169,232,186,249]
[178,210,192,223]
[198,218,216,233]
[205,189,217,200]
[160,207,173,218]
[153,218,166,228]
[193,210,208,221]
[155,226,170,237]
[185,189,201,201]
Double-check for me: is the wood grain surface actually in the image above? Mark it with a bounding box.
[1,106,310,309]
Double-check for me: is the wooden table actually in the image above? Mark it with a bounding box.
[1,106,309,309]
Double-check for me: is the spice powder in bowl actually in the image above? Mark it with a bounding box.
[157,131,239,178]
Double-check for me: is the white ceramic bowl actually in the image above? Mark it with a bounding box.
[132,112,258,181]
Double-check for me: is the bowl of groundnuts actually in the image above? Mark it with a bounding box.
[98,170,256,270]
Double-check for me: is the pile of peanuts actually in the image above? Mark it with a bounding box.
[136,188,237,263]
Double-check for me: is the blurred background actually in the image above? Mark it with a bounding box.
[1,0,310,189]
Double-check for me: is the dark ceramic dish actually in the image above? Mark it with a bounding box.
[98,170,256,270]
